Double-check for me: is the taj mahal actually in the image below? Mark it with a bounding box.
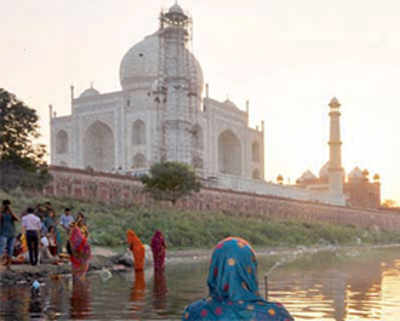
[50,3,375,207]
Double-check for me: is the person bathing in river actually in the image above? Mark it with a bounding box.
[182,237,294,321]
[69,222,91,280]
[126,229,145,271]
[75,212,89,238]
[151,230,166,271]
[0,200,20,268]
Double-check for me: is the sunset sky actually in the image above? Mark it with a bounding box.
[1,0,399,203]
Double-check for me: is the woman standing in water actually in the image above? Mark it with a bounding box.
[182,237,294,321]
[151,230,166,271]
[69,222,91,280]
[75,212,89,238]
[126,230,145,271]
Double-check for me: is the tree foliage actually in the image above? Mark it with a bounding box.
[0,88,51,191]
[140,161,201,204]
[382,199,397,208]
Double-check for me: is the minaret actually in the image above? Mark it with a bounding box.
[328,97,344,195]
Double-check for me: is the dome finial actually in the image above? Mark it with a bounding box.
[329,97,341,109]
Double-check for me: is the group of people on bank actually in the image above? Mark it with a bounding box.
[1,198,294,320]
[0,199,90,279]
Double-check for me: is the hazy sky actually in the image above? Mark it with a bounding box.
[1,0,399,203]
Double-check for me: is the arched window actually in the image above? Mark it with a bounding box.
[83,121,115,172]
[60,161,68,167]
[132,153,146,168]
[132,120,146,145]
[252,141,260,162]
[218,130,241,176]
[252,169,260,179]
[192,124,203,150]
[56,130,68,154]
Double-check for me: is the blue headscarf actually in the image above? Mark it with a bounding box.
[182,237,294,321]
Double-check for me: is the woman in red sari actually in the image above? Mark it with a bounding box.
[126,229,145,271]
[69,224,91,280]
[150,230,166,271]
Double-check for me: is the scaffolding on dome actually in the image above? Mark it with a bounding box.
[153,5,202,168]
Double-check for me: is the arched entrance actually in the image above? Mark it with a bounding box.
[83,121,115,172]
[218,130,241,175]
[56,130,68,154]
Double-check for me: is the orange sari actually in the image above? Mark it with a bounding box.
[126,230,145,271]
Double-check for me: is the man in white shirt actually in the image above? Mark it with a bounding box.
[22,207,41,266]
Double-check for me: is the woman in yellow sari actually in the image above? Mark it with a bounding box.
[126,230,145,271]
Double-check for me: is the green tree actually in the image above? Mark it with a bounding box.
[382,199,397,208]
[0,88,51,191]
[140,161,201,204]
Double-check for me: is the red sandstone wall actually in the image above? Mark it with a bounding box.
[45,166,400,232]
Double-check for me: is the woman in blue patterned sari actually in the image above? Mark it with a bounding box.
[182,237,294,321]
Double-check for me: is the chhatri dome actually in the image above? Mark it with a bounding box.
[349,166,363,180]
[298,170,317,182]
[319,161,330,178]
[79,86,100,98]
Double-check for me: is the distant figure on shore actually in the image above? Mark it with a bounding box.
[12,233,29,264]
[151,230,166,271]
[127,229,145,271]
[60,208,74,252]
[22,207,41,266]
[47,226,59,258]
[69,223,91,280]
[0,199,20,269]
[182,237,294,321]
[44,210,61,255]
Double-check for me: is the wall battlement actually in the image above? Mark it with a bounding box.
[45,166,400,232]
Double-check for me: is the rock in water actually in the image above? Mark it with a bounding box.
[100,268,112,282]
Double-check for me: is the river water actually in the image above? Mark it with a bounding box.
[1,246,400,320]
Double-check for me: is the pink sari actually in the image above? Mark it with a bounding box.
[69,226,91,280]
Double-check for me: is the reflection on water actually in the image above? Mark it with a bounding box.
[130,270,146,317]
[70,279,91,319]
[1,247,400,320]
[265,248,400,320]
[153,271,168,311]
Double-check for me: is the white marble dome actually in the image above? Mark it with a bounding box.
[119,33,204,93]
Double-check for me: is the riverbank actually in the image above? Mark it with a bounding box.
[3,190,400,249]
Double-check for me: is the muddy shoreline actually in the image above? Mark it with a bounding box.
[2,244,400,286]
